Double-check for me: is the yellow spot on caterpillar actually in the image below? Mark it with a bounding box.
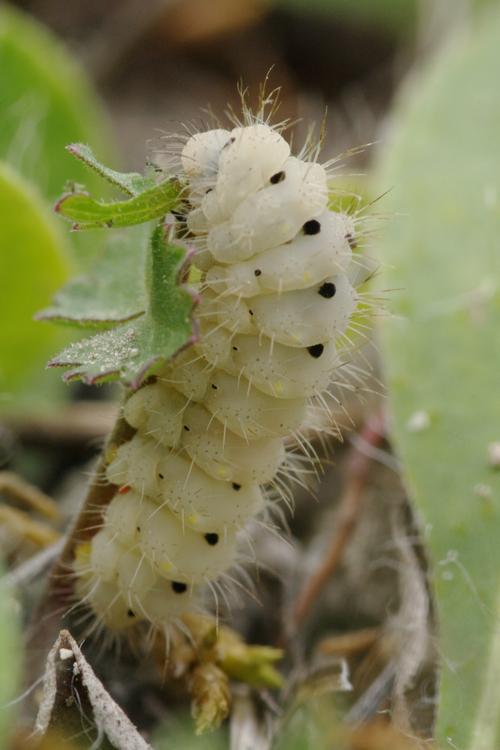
[217,466,230,478]
[303,272,311,282]
[188,514,199,525]
[188,265,202,284]
[160,561,173,573]
[274,382,284,394]
[75,542,91,564]
[105,444,118,465]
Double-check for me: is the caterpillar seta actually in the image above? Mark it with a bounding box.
[72,103,370,646]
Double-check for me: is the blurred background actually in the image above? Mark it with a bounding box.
[1,1,500,748]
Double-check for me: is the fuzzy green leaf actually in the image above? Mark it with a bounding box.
[48,225,195,387]
[376,6,500,748]
[66,143,157,197]
[37,225,148,328]
[55,178,182,230]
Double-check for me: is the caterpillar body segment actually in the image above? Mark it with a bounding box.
[202,124,291,223]
[206,157,329,263]
[74,119,365,638]
[248,273,358,347]
[204,208,352,298]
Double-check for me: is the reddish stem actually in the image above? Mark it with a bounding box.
[291,412,386,630]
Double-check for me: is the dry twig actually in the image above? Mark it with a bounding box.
[291,412,386,631]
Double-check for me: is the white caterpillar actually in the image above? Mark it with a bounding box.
[74,119,362,640]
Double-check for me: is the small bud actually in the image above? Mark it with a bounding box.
[190,663,230,734]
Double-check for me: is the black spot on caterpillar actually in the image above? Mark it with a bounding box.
[318,282,336,298]
[171,581,188,594]
[303,219,321,235]
[270,170,286,184]
[204,533,219,546]
[307,343,325,358]
[346,232,357,249]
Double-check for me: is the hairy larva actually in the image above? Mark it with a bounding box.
[73,114,366,639]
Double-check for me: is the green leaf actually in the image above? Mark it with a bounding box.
[55,179,182,230]
[66,143,157,197]
[49,224,196,387]
[0,5,115,265]
[0,5,113,202]
[0,161,71,408]
[37,225,148,328]
[376,6,500,748]
[0,574,21,746]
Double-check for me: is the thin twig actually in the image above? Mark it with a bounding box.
[4,539,65,589]
[24,410,134,685]
[0,471,61,520]
[291,412,386,631]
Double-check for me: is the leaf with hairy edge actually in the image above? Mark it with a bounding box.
[37,225,148,328]
[66,143,157,197]
[55,178,183,230]
[376,6,500,748]
[48,225,196,388]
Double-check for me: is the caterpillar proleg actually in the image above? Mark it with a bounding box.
[73,111,367,643]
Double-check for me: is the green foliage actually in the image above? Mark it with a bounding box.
[55,143,182,231]
[48,224,195,387]
[376,5,500,747]
[0,4,119,411]
[38,226,148,328]
[0,5,112,205]
[56,178,182,230]
[66,143,157,197]
[0,578,21,746]
[0,162,71,407]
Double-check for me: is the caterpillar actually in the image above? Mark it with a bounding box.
[73,114,364,642]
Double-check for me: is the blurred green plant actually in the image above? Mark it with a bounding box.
[376,5,500,748]
[0,576,21,747]
[0,5,112,209]
[0,5,116,411]
[0,162,71,410]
